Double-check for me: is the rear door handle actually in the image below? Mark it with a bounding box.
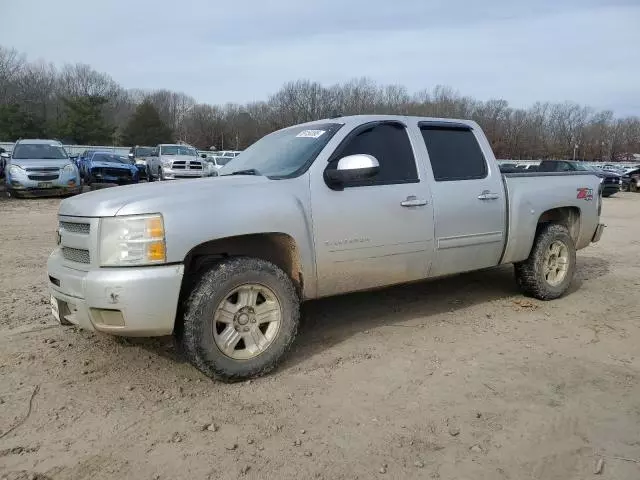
[401,196,428,207]
[478,190,500,200]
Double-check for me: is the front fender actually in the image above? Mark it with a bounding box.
[162,179,317,296]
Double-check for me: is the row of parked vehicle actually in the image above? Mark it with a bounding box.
[500,160,640,197]
[0,139,243,197]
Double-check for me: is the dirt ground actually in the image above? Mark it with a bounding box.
[0,187,639,480]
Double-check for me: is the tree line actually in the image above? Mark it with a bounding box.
[1,45,639,161]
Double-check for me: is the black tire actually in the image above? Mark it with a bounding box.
[514,223,576,300]
[602,192,612,198]
[180,257,300,382]
[631,180,638,193]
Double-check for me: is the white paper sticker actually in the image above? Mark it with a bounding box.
[296,129,325,139]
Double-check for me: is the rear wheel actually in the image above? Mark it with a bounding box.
[180,257,300,382]
[514,224,576,300]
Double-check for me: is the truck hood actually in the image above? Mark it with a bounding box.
[59,175,271,217]
[10,158,71,169]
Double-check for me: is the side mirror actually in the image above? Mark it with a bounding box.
[324,154,380,189]
[0,152,9,159]
[69,155,78,161]
[128,153,134,159]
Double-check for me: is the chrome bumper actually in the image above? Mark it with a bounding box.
[162,168,208,179]
[47,249,184,336]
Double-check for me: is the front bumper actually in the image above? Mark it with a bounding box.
[90,170,138,184]
[47,249,184,336]
[7,176,80,196]
[162,168,208,180]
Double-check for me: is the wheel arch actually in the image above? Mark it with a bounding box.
[175,232,304,337]
[536,206,581,243]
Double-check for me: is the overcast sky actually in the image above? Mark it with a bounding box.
[2,0,639,115]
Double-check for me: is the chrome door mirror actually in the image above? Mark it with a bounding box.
[325,154,380,189]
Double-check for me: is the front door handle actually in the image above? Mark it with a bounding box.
[401,195,428,207]
[478,190,500,200]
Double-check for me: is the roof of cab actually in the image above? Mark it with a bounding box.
[15,139,63,145]
[286,114,479,130]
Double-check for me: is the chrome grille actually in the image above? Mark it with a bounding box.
[59,221,90,234]
[24,167,60,172]
[171,160,202,170]
[29,174,59,181]
[62,247,90,264]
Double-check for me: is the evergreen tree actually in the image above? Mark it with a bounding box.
[56,95,115,144]
[121,100,173,146]
[0,104,48,141]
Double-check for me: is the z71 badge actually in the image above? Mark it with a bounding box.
[576,187,594,201]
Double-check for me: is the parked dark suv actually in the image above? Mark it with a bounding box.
[536,160,621,197]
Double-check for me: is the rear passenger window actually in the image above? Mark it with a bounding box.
[420,127,487,181]
[329,123,418,187]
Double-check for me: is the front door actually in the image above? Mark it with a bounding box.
[310,121,435,297]
[418,123,506,277]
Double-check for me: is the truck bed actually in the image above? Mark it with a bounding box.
[500,171,602,265]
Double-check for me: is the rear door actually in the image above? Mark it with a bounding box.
[418,123,506,277]
[310,121,435,297]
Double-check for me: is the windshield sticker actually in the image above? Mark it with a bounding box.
[296,130,325,139]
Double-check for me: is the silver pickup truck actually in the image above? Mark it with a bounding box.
[48,115,605,381]
[147,144,212,180]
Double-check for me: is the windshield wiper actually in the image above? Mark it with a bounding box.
[222,169,261,176]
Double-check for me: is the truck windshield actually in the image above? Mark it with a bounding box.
[219,123,343,178]
[134,147,154,156]
[161,146,197,156]
[12,144,68,160]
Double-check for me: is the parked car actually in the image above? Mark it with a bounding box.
[128,146,154,181]
[535,160,621,197]
[48,115,604,381]
[147,144,212,180]
[621,167,640,192]
[85,152,140,188]
[204,154,234,175]
[0,147,6,178]
[77,149,98,179]
[2,140,81,197]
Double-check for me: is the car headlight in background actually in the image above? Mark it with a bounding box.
[62,164,77,175]
[8,165,25,176]
[99,214,166,266]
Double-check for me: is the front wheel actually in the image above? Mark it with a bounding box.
[180,257,300,382]
[514,224,576,300]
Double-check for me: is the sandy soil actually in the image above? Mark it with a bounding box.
[1,187,639,480]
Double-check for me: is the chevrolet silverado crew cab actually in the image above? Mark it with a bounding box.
[48,115,605,381]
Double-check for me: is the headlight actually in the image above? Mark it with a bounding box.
[99,214,166,266]
[63,164,77,174]
[135,159,147,166]
[8,165,25,176]
[161,159,172,167]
